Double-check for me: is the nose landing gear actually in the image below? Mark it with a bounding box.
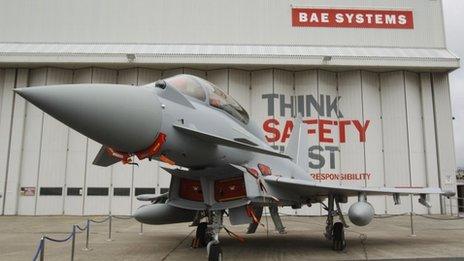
[332,222,346,251]
[324,194,348,251]
[206,211,223,261]
[192,210,224,261]
[207,244,223,261]
[193,222,209,248]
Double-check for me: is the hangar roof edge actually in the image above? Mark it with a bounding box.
[0,43,459,72]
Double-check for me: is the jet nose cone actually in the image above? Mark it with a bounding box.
[15,84,162,152]
[13,88,26,94]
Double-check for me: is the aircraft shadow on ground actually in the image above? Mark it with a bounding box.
[141,231,444,252]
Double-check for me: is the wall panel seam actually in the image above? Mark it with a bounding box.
[379,72,387,214]
[403,71,415,215]
[1,69,17,215]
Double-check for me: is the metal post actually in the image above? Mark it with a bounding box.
[107,215,113,241]
[409,212,415,237]
[39,237,45,261]
[325,194,334,239]
[408,194,416,237]
[269,205,286,234]
[139,223,143,235]
[71,225,76,261]
[83,219,91,251]
[450,197,453,216]
[264,207,269,238]
[441,196,446,215]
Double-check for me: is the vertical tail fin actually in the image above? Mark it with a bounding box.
[284,115,305,168]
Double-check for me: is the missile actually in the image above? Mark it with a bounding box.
[14,84,162,153]
[133,203,196,225]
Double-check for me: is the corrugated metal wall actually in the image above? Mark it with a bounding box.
[0,67,457,215]
[0,0,446,49]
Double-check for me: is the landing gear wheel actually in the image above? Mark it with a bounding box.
[208,244,223,261]
[332,222,346,251]
[196,222,208,247]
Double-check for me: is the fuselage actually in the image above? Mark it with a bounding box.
[150,75,309,181]
[14,73,311,213]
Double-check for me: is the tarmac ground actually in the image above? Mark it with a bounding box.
[0,214,464,261]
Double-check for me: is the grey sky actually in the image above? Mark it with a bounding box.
[444,0,464,168]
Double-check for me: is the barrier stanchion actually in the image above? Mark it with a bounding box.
[32,215,137,260]
[32,236,44,261]
[409,212,415,237]
[139,223,143,235]
[450,197,453,216]
[39,237,45,261]
[71,225,76,261]
[107,215,113,241]
[84,219,91,251]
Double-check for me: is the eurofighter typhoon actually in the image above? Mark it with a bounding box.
[15,74,453,261]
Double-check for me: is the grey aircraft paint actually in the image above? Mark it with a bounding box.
[14,74,454,258]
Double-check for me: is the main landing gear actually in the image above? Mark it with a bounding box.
[324,194,348,251]
[192,210,223,261]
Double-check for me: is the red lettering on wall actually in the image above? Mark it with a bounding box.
[353,120,370,142]
[292,8,414,29]
[338,120,351,143]
[318,119,333,143]
[262,118,370,144]
[281,120,293,143]
[263,118,280,143]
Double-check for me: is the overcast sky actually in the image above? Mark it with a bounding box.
[443,0,464,168]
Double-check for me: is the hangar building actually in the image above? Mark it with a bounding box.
[0,0,460,216]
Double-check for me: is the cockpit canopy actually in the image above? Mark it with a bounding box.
[163,74,250,124]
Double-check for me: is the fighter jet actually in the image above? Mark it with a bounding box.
[15,74,453,261]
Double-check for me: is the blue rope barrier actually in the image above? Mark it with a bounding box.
[90,216,111,223]
[43,232,75,243]
[75,224,88,231]
[112,215,133,220]
[31,214,133,260]
[415,214,464,220]
[32,231,75,261]
[31,228,77,260]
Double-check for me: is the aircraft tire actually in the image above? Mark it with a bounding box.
[208,244,223,261]
[196,222,208,247]
[332,222,346,251]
